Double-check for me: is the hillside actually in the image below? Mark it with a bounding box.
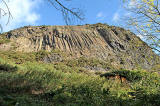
[0,23,160,71]
[0,23,160,106]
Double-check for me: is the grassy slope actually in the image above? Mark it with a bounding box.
[0,51,160,106]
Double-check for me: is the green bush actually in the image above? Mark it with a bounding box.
[34,50,49,61]
[112,70,144,82]
[0,64,18,72]
[0,34,10,44]
[0,58,18,72]
[0,54,160,105]
[66,57,112,69]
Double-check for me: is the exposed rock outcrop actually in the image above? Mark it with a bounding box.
[0,23,159,70]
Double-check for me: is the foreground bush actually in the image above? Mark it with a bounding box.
[0,58,160,106]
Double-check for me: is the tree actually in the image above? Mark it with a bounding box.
[123,0,160,54]
[0,0,84,32]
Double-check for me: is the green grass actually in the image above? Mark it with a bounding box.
[0,52,160,106]
[0,34,10,44]
[65,57,113,69]
[0,50,52,64]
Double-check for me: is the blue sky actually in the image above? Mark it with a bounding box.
[1,0,159,54]
[37,0,124,26]
[1,0,127,32]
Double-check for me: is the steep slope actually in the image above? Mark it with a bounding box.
[0,23,159,70]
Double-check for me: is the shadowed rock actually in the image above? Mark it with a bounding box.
[0,23,159,70]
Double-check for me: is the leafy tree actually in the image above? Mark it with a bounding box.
[123,0,160,54]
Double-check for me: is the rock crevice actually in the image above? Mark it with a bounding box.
[0,24,159,70]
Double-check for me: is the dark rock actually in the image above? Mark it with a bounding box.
[43,53,63,63]
[0,24,159,70]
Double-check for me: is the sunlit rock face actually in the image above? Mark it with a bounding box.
[0,23,159,70]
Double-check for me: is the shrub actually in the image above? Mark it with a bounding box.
[101,69,145,82]
[0,64,18,72]
[0,34,10,44]
[0,54,160,105]
[66,57,112,69]
[0,58,18,72]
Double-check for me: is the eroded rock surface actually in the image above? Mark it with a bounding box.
[0,24,159,70]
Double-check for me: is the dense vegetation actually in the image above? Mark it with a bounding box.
[0,34,10,45]
[0,51,160,106]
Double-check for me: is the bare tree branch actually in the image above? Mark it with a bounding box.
[0,0,12,32]
[47,0,84,25]
[0,0,84,33]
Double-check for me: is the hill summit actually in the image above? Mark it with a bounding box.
[0,23,159,70]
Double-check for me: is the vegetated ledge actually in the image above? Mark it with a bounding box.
[0,23,159,71]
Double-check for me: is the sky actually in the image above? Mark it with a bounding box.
[1,0,159,54]
[0,0,130,32]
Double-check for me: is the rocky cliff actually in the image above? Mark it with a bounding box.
[0,23,159,70]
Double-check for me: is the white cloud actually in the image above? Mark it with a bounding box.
[26,13,40,23]
[137,34,144,39]
[129,0,136,6]
[128,0,138,8]
[112,12,120,22]
[97,12,103,18]
[124,12,131,17]
[0,0,42,32]
[96,12,106,20]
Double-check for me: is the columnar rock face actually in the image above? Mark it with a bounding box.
[0,23,160,70]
